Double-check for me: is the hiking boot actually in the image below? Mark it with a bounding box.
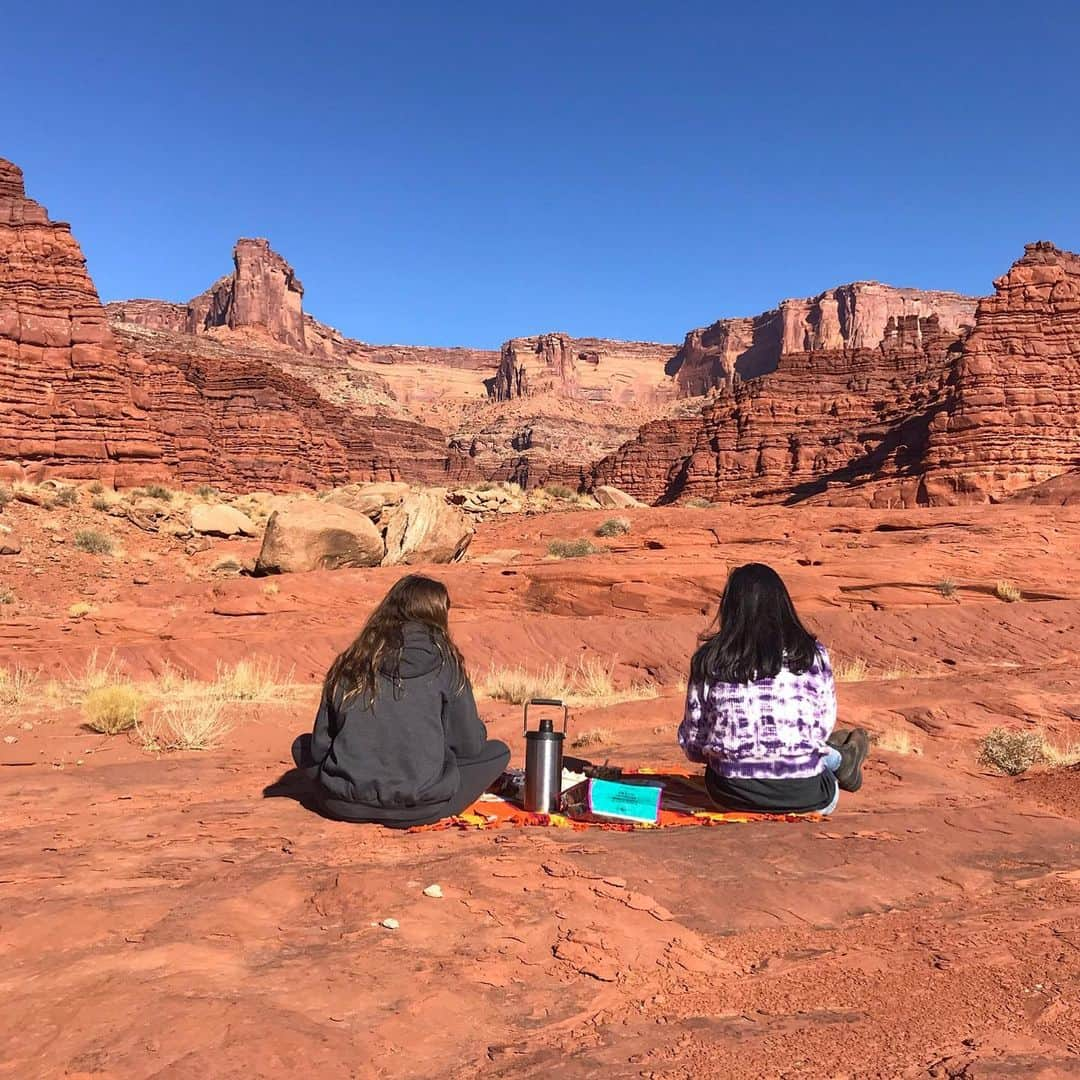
[832,728,870,792]
[826,728,854,751]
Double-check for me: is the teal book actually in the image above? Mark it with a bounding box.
[585,777,663,824]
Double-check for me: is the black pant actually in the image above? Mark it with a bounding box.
[292,734,511,828]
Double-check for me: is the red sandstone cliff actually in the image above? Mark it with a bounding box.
[493,333,678,405]
[592,246,1080,506]
[1,157,468,490]
[921,242,1080,503]
[0,159,164,484]
[672,282,976,396]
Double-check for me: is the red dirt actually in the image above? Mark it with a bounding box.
[2,500,1080,1078]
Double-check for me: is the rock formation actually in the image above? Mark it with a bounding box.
[0,156,469,490]
[0,159,164,485]
[921,242,1080,503]
[493,333,678,405]
[187,238,307,350]
[593,245,1080,506]
[255,499,385,574]
[671,282,976,397]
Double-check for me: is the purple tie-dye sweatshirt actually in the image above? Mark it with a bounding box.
[678,645,837,780]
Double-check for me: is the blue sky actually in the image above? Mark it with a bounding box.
[7,2,1080,348]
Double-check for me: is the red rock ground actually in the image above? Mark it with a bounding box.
[2,499,1079,1078]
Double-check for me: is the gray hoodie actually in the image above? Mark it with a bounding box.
[303,623,489,821]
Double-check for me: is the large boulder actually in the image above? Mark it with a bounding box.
[593,485,647,510]
[381,492,474,566]
[255,499,384,574]
[190,503,257,538]
[322,482,411,519]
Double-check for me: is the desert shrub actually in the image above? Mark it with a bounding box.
[134,484,173,502]
[211,658,294,703]
[1041,741,1080,768]
[833,656,870,682]
[0,665,38,707]
[54,486,79,506]
[74,530,113,555]
[90,496,109,511]
[543,484,576,500]
[684,497,712,508]
[548,538,599,559]
[83,684,145,734]
[571,728,615,750]
[979,727,1044,775]
[141,699,230,751]
[68,602,96,618]
[995,580,1022,603]
[595,517,631,538]
[0,587,14,605]
[194,485,218,499]
[88,481,104,495]
[937,579,957,598]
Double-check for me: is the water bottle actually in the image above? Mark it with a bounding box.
[523,698,568,814]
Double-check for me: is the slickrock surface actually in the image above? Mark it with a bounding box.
[922,241,1080,503]
[672,282,976,396]
[1,496,1079,1077]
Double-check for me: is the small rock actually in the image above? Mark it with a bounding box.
[3,735,18,745]
[381,917,400,930]
[20,722,32,731]
[422,884,443,899]
[133,575,150,585]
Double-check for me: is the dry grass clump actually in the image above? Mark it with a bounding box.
[548,538,599,559]
[54,486,79,506]
[90,495,110,511]
[937,578,957,598]
[74,529,113,555]
[133,484,174,502]
[833,656,870,682]
[543,484,576,500]
[571,728,615,750]
[194,485,218,499]
[995,580,1022,603]
[872,728,922,755]
[1042,741,1080,768]
[595,517,631,538]
[88,481,104,495]
[140,699,230,751]
[0,665,38,707]
[477,657,657,709]
[978,727,1045,775]
[211,658,295,703]
[68,602,96,619]
[83,684,145,734]
[684,497,712,508]
[0,586,14,606]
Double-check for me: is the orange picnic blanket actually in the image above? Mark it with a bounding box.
[410,766,823,832]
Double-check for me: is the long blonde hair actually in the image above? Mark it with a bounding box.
[324,574,466,706]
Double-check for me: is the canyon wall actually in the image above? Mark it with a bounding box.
[0,159,164,485]
[1,157,467,489]
[921,241,1080,503]
[672,283,977,396]
[493,333,679,405]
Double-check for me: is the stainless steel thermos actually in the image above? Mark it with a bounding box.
[523,698,568,814]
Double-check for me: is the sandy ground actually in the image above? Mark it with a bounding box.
[1,499,1079,1078]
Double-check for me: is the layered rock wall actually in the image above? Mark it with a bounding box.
[0,159,165,484]
[493,333,678,405]
[593,315,963,506]
[673,283,976,396]
[921,242,1080,502]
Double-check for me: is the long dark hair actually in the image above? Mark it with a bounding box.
[691,563,818,685]
[324,574,466,706]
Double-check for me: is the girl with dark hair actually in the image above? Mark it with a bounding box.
[292,574,510,827]
[678,563,869,815]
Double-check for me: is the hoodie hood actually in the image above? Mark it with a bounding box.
[379,623,446,680]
